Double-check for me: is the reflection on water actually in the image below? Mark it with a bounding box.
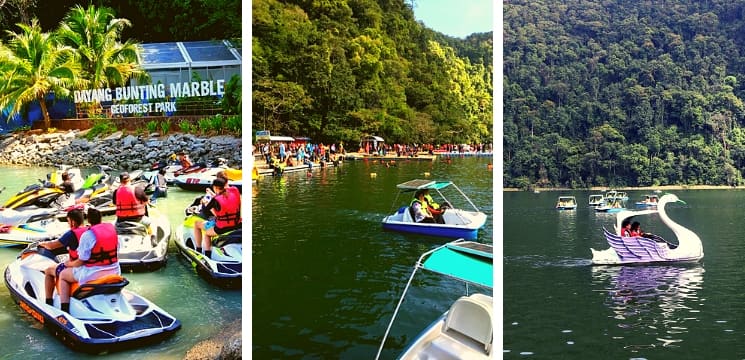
[592,265,705,348]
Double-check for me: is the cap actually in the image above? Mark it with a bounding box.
[119,172,130,181]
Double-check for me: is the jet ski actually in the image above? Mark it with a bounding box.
[0,207,69,247]
[6,165,116,216]
[174,205,241,288]
[3,242,181,353]
[115,207,170,272]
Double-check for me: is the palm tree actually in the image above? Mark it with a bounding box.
[57,4,146,89]
[0,19,84,130]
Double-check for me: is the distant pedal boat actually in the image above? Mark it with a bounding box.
[556,196,577,210]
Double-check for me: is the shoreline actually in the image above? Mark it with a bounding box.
[504,185,744,192]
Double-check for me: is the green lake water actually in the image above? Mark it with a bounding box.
[0,165,241,359]
[251,156,493,359]
[504,190,745,358]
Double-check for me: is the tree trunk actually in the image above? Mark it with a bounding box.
[37,94,50,130]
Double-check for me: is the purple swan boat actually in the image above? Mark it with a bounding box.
[591,194,703,265]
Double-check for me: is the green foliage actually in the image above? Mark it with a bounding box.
[146,120,158,133]
[197,118,211,134]
[504,0,745,188]
[178,120,194,134]
[221,75,241,115]
[160,120,170,135]
[86,118,118,140]
[225,115,241,135]
[251,0,493,144]
[0,19,82,130]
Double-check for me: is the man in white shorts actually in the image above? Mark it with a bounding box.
[56,208,121,313]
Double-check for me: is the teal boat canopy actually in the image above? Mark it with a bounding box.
[421,241,493,289]
[396,179,453,191]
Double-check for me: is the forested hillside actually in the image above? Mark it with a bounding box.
[252,0,493,145]
[0,0,240,42]
[504,0,745,188]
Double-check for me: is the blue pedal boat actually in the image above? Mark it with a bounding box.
[381,179,487,240]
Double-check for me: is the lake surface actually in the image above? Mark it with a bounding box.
[0,166,241,359]
[251,156,493,359]
[504,190,745,358]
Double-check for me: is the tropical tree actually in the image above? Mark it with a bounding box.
[56,4,145,89]
[0,19,83,130]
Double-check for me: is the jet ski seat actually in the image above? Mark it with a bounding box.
[213,227,242,247]
[67,275,129,300]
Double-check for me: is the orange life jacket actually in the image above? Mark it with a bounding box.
[68,226,88,260]
[84,223,118,267]
[115,185,146,218]
[214,187,241,228]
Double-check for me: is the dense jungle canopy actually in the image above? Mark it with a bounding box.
[0,0,240,42]
[504,0,745,188]
[252,0,493,146]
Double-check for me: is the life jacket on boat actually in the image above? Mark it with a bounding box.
[214,187,241,229]
[115,185,146,218]
[424,193,440,209]
[84,223,118,267]
[67,226,88,260]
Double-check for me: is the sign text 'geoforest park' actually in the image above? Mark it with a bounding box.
[73,80,225,115]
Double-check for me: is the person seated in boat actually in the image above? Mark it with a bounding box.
[620,219,632,237]
[56,208,120,313]
[39,208,87,308]
[193,178,242,258]
[178,152,193,169]
[423,189,446,223]
[149,168,168,204]
[410,190,438,223]
[113,172,149,224]
[51,181,76,210]
[630,221,644,237]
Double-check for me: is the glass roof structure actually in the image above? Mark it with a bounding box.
[138,40,241,70]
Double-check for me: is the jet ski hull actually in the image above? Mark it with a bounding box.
[3,251,180,354]
[174,218,241,289]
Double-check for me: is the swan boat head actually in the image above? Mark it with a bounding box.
[591,193,703,264]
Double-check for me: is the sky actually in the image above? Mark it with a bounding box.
[412,0,495,38]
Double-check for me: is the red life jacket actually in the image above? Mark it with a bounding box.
[84,223,118,267]
[115,185,146,218]
[214,187,241,228]
[68,226,88,260]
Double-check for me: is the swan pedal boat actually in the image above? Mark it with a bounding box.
[381,180,487,240]
[591,194,703,265]
[376,239,493,359]
[3,242,180,353]
[174,214,242,289]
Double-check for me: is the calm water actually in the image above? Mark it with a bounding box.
[251,156,493,359]
[0,166,241,359]
[504,190,745,358]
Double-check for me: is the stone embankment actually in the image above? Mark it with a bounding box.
[0,130,242,170]
[183,319,242,360]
